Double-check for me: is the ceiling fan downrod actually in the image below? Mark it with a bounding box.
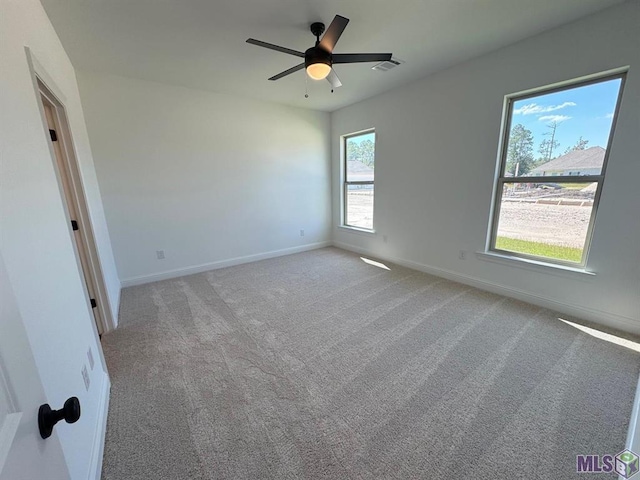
[310,22,325,44]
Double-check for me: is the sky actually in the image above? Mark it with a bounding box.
[510,77,622,156]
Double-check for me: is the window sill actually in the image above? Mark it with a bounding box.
[337,225,376,235]
[475,251,596,278]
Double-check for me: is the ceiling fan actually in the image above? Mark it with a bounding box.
[246,15,392,89]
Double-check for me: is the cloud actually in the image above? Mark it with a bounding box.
[513,101,576,115]
[539,115,571,123]
[605,112,614,119]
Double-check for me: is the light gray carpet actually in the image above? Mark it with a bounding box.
[101,247,639,479]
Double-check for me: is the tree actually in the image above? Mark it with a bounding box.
[346,139,375,166]
[564,136,589,154]
[506,124,535,176]
[537,121,560,164]
[538,138,560,163]
[359,139,375,166]
[346,140,361,162]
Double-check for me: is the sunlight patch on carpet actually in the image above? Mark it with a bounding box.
[360,257,390,270]
[559,318,640,353]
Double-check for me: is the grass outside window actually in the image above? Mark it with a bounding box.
[495,237,583,263]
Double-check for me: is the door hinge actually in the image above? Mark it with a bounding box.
[90,298,97,309]
[49,129,58,142]
[71,220,79,231]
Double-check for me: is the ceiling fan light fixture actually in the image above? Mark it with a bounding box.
[306,62,332,80]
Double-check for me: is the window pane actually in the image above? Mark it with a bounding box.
[495,182,596,263]
[346,184,374,230]
[505,78,621,178]
[346,132,375,182]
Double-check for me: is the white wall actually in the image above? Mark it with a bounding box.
[0,0,118,477]
[332,1,640,333]
[77,72,331,285]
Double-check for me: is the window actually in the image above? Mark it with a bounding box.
[489,72,625,267]
[343,130,375,230]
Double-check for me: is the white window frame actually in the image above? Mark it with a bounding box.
[487,70,626,268]
[342,129,376,232]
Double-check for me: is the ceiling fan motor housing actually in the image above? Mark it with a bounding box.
[305,47,331,69]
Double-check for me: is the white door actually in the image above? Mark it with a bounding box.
[0,251,70,479]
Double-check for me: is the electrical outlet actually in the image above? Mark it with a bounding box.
[459,250,466,260]
[81,364,90,391]
[300,229,305,237]
[156,250,165,260]
[87,347,94,370]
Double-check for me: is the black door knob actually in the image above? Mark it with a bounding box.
[38,397,81,439]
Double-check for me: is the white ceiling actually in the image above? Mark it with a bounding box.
[40,0,626,112]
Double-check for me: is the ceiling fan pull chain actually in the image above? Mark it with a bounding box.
[305,74,309,98]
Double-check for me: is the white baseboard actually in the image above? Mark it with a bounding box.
[120,241,332,287]
[333,241,640,336]
[111,287,121,330]
[88,372,110,480]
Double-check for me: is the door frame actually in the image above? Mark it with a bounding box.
[26,48,116,337]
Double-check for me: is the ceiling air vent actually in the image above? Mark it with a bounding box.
[372,57,404,72]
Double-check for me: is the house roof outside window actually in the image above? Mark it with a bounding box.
[528,146,605,176]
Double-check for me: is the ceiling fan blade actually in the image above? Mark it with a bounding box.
[246,38,305,58]
[333,53,393,64]
[319,15,349,52]
[268,63,305,81]
[326,68,342,88]
[332,53,392,63]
